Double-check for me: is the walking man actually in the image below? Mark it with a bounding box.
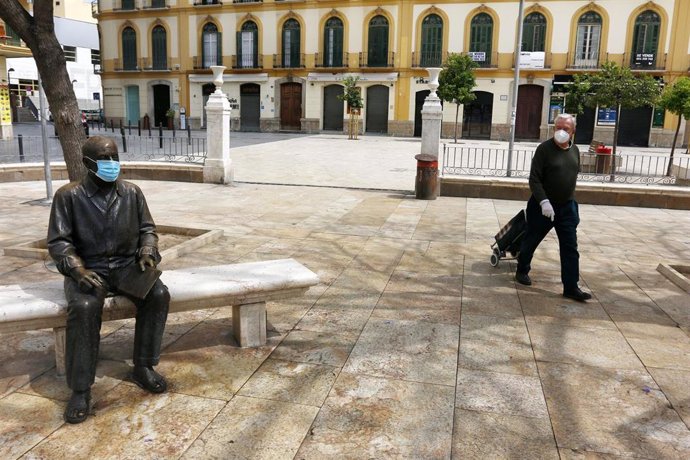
[514,113,592,302]
[48,136,170,424]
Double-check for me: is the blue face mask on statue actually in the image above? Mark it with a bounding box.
[86,157,120,182]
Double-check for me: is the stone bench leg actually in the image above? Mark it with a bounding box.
[53,327,66,377]
[232,301,267,347]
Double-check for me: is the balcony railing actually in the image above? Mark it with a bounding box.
[192,56,225,69]
[0,21,25,47]
[625,52,666,71]
[359,52,395,68]
[141,57,171,71]
[143,0,168,8]
[411,51,447,68]
[512,52,552,70]
[464,51,498,68]
[314,52,349,68]
[233,0,262,3]
[232,55,263,69]
[567,52,603,70]
[273,53,305,69]
[113,58,142,71]
[193,0,222,5]
[114,0,137,11]
[91,1,99,17]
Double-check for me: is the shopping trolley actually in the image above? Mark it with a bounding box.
[490,209,527,267]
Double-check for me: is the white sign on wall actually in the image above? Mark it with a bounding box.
[519,51,545,69]
[468,52,486,62]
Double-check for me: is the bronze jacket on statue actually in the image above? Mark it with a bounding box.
[47,174,160,277]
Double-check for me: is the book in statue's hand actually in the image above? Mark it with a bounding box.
[111,263,162,299]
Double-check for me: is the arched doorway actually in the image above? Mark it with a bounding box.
[414,90,431,137]
[240,83,260,132]
[323,85,344,131]
[462,91,493,139]
[280,82,302,130]
[152,84,170,128]
[366,85,389,133]
[515,84,543,140]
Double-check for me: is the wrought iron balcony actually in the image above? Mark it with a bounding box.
[0,21,27,48]
[625,52,666,71]
[233,0,262,3]
[91,0,99,17]
[359,52,395,68]
[141,57,171,71]
[567,52,603,70]
[273,53,305,69]
[113,58,143,71]
[193,0,222,5]
[143,0,168,9]
[314,52,348,68]
[411,51,447,68]
[114,0,137,11]
[232,55,263,70]
[192,56,225,69]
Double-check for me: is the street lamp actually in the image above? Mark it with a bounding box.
[7,68,15,122]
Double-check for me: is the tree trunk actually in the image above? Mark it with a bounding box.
[666,115,682,177]
[1,0,87,182]
[454,103,459,143]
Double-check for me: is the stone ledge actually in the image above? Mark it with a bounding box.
[0,162,204,183]
[657,264,690,294]
[440,176,690,209]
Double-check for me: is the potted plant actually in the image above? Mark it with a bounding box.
[165,108,175,129]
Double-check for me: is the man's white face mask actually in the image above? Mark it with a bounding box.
[554,129,570,144]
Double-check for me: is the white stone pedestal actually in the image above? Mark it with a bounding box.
[203,68,233,184]
[420,94,443,158]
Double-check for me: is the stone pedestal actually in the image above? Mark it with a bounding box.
[420,94,443,157]
[203,66,233,184]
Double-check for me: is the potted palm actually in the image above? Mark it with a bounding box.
[165,108,175,129]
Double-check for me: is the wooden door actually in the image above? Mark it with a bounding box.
[280,83,302,130]
[366,85,389,133]
[515,84,543,140]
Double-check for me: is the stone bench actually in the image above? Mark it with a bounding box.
[0,258,319,375]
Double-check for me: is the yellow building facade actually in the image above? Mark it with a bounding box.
[94,0,690,147]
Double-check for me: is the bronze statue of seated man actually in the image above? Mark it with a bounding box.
[47,136,170,424]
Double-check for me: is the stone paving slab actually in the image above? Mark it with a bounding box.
[1,178,690,459]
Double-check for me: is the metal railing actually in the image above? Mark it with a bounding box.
[411,51,447,68]
[567,52,603,70]
[113,58,142,71]
[441,144,690,185]
[625,52,667,71]
[314,52,349,68]
[359,52,395,68]
[0,133,207,166]
[232,55,263,69]
[273,53,305,69]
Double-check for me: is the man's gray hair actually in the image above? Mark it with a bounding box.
[554,113,576,127]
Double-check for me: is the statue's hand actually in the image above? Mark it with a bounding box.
[138,254,156,272]
[70,267,106,294]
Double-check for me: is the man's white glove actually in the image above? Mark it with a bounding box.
[539,199,555,222]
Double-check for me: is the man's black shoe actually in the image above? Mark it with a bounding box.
[563,287,592,302]
[515,272,532,286]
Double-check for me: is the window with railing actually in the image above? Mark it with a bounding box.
[91,49,101,65]
[152,25,167,70]
[121,0,135,10]
[1,22,22,46]
[574,11,602,68]
[63,45,77,62]
[202,22,222,68]
[236,21,258,68]
[367,15,389,67]
[469,13,493,68]
[522,12,546,52]
[420,14,443,67]
[631,10,660,69]
[323,17,344,67]
[122,27,138,70]
[282,18,301,68]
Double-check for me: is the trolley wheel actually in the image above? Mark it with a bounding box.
[490,248,500,267]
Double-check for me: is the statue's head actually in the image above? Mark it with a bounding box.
[82,136,120,182]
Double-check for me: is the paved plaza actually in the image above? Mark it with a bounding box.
[1,133,690,458]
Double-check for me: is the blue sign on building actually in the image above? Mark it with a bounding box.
[597,107,617,126]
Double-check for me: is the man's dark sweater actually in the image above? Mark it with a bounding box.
[528,139,580,205]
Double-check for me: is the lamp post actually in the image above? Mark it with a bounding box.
[7,68,15,122]
[507,0,526,177]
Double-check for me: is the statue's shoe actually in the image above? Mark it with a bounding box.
[131,367,168,394]
[64,390,91,424]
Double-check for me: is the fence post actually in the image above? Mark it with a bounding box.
[128,121,132,135]
[148,123,152,137]
[120,126,127,153]
[159,123,163,149]
[18,134,25,162]
[187,123,192,145]
[172,120,176,138]
[110,119,114,132]
[138,120,141,137]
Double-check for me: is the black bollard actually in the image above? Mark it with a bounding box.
[187,123,192,145]
[138,120,141,137]
[120,126,127,153]
[128,121,132,135]
[172,120,176,138]
[18,134,25,162]
[159,123,163,149]
[110,119,114,132]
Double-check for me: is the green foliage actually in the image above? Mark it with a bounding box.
[437,53,478,106]
[660,77,690,120]
[565,62,661,114]
[338,76,363,110]
[166,108,176,118]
